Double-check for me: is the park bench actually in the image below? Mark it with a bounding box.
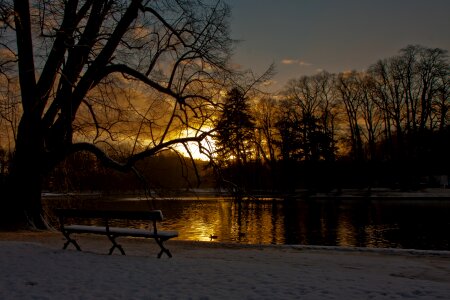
[55,208,178,258]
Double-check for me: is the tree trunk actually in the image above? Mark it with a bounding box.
[6,161,46,229]
[3,117,47,229]
[5,0,47,229]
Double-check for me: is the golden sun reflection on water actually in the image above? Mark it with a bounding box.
[169,201,234,242]
[160,200,287,244]
[43,195,450,250]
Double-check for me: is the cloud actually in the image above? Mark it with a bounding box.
[298,60,312,66]
[281,58,312,67]
[281,59,297,65]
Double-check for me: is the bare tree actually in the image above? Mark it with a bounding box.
[435,66,449,131]
[276,72,337,162]
[253,96,278,164]
[336,71,364,161]
[313,71,339,160]
[392,45,449,133]
[1,0,233,228]
[358,73,383,160]
[415,46,449,130]
[369,58,406,159]
[368,45,449,159]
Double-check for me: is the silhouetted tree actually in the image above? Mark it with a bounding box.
[369,45,449,160]
[212,87,258,194]
[214,87,255,165]
[253,97,278,164]
[358,73,383,160]
[275,99,302,161]
[336,71,365,161]
[436,68,449,131]
[370,57,406,159]
[279,73,337,162]
[0,0,233,228]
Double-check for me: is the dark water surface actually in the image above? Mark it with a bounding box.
[44,195,450,250]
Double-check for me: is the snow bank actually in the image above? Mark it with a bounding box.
[0,236,449,299]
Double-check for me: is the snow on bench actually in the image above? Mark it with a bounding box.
[55,209,178,258]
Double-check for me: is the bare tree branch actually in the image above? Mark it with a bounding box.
[69,130,210,172]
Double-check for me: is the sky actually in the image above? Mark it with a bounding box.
[226,0,450,92]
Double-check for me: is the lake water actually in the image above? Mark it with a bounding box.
[44,195,450,251]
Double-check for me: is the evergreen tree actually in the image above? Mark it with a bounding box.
[214,88,255,165]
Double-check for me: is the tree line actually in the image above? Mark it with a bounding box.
[213,45,449,193]
[1,44,448,195]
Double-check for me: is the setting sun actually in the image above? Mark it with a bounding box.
[173,128,216,161]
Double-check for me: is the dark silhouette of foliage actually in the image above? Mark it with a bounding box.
[44,150,213,193]
[214,88,256,166]
[210,45,449,193]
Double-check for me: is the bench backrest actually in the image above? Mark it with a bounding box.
[55,209,164,222]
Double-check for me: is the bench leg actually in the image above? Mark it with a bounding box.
[107,235,125,255]
[155,238,172,258]
[61,231,81,251]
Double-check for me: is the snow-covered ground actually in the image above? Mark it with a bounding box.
[0,231,449,299]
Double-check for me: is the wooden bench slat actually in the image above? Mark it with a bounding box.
[64,225,179,239]
[56,209,164,221]
[105,227,179,238]
[64,225,109,234]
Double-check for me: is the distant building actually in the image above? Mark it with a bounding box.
[440,175,448,189]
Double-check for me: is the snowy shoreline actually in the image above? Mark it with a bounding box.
[1,231,449,299]
[42,187,450,200]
